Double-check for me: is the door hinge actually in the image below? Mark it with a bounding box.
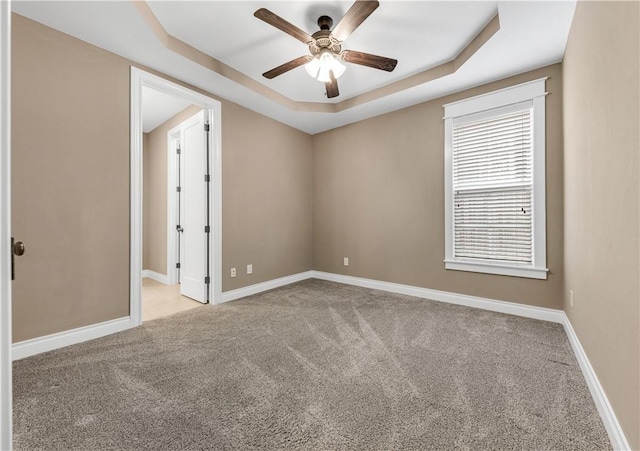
[204,225,210,233]
[205,276,210,284]
[176,186,181,192]
[176,147,181,155]
[176,263,181,269]
[204,123,210,132]
[204,174,210,182]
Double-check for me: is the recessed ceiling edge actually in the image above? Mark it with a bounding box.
[133,1,500,115]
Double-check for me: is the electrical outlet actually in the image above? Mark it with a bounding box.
[230,268,236,278]
[570,290,574,307]
[344,257,349,267]
[247,264,253,275]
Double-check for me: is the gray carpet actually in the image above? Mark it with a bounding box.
[13,279,610,450]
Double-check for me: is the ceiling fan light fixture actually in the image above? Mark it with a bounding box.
[305,50,346,83]
[317,65,332,83]
[304,57,321,78]
[330,57,346,79]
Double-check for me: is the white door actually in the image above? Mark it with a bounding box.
[179,111,208,303]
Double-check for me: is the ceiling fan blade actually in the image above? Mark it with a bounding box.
[263,55,313,79]
[341,50,397,72]
[254,8,314,45]
[325,71,340,98]
[331,0,380,42]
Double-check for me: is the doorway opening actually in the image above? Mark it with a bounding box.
[131,67,222,327]
[141,92,207,320]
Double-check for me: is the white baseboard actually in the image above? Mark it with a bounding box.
[310,271,565,323]
[142,269,169,285]
[12,317,132,361]
[562,314,630,450]
[219,271,313,304]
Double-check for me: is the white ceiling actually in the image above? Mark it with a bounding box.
[142,86,193,133]
[11,1,577,134]
[149,1,498,103]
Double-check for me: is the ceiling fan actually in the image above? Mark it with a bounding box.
[254,0,398,99]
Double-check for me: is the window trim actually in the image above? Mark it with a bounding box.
[443,78,548,280]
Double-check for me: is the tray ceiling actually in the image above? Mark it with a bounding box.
[11,1,576,134]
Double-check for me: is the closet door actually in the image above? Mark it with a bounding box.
[179,111,208,303]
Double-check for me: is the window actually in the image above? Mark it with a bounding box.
[443,78,548,279]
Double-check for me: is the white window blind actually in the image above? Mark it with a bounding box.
[443,78,547,279]
[452,107,533,263]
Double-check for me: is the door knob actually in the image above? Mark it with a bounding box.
[13,241,25,256]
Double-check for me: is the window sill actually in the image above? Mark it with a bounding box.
[444,259,548,280]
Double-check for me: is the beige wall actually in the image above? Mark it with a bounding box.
[563,1,640,448]
[222,102,313,291]
[12,14,131,341]
[11,14,314,341]
[143,132,150,270]
[143,105,202,276]
[313,65,564,309]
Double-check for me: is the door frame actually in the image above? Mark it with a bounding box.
[0,1,11,448]
[167,127,181,286]
[130,67,222,326]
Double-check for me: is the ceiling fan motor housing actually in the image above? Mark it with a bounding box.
[309,16,342,57]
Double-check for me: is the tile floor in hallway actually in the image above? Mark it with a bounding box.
[142,277,204,321]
